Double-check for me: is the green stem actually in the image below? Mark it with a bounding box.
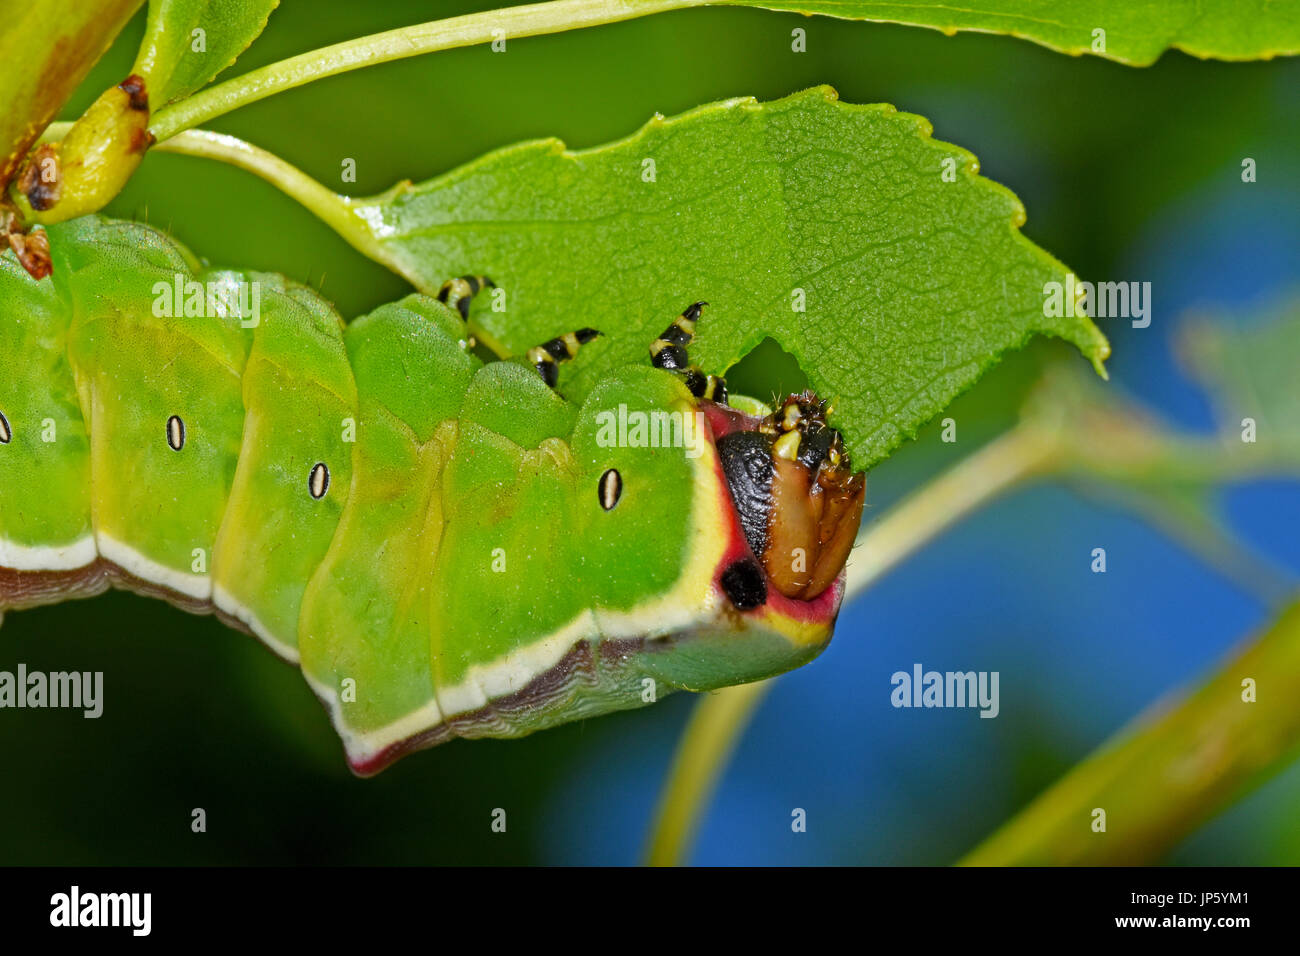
[43,124,419,285]
[148,0,701,143]
[961,598,1300,865]
[645,679,770,866]
[146,128,400,266]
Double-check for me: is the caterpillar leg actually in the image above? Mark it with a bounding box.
[436,275,495,320]
[528,328,602,388]
[649,301,728,404]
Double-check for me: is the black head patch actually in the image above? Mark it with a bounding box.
[721,558,767,611]
[715,430,775,559]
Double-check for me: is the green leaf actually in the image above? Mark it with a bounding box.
[1180,296,1300,461]
[132,0,279,106]
[349,87,1107,470]
[719,0,1300,66]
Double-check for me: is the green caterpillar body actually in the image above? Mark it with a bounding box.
[0,216,853,773]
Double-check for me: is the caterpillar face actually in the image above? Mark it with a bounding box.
[714,394,866,602]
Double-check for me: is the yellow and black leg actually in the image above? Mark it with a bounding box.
[528,328,602,388]
[436,274,495,320]
[649,301,728,404]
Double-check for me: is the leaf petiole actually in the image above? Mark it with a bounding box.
[148,0,701,143]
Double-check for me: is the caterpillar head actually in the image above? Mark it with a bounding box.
[571,368,865,693]
[712,392,866,603]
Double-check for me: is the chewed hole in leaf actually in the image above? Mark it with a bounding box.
[352,90,1106,470]
[723,337,810,410]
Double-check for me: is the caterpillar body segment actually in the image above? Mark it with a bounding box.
[0,216,865,774]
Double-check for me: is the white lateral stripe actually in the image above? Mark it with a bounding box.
[303,669,444,766]
[0,535,98,572]
[212,583,300,664]
[435,609,599,718]
[96,533,212,601]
